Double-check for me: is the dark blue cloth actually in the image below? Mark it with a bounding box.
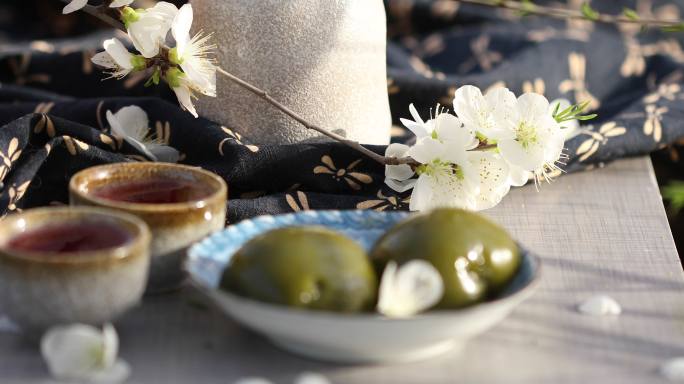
[0,0,683,222]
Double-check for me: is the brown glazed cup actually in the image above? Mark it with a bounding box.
[0,207,150,333]
[69,162,228,293]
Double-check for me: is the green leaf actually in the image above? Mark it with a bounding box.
[552,101,562,116]
[577,114,598,121]
[144,68,161,87]
[517,0,535,17]
[622,7,639,21]
[581,2,600,21]
[662,23,684,33]
[663,181,684,214]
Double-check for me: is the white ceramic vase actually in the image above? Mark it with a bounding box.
[191,0,392,145]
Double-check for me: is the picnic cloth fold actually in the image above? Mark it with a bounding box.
[1,0,684,222]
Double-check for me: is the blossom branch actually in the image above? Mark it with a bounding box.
[216,67,418,167]
[455,0,684,29]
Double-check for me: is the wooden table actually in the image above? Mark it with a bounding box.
[2,156,684,384]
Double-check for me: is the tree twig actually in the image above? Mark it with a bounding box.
[216,67,418,167]
[455,0,682,28]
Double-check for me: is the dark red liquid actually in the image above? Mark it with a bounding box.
[91,178,212,204]
[6,221,132,253]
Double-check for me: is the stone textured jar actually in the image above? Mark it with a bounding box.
[192,0,391,145]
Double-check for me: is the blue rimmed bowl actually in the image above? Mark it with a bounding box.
[186,210,541,364]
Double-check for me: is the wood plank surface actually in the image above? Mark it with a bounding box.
[1,156,683,384]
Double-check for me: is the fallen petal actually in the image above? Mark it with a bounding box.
[41,324,104,380]
[577,295,622,316]
[295,372,332,384]
[661,357,684,381]
[234,378,274,384]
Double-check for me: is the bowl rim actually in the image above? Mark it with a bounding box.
[69,162,228,213]
[0,206,150,264]
[186,210,542,321]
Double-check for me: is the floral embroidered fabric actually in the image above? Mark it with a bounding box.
[0,0,683,222]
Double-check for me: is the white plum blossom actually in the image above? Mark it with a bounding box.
[377,260,445,317]
[387,102,515,211]
[123,2,178,58]
[158,4,219,118]
[41,323,130,384]
[385,84,576,212]
[407,137,480,211]
[106,105,180,162]
[91,38,144,80]
[453,85,517,141]
[170,4,217,98]
[492,93,565,185]
[453,85,566,186]
[400,104,479,147]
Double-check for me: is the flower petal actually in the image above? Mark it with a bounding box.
[485,87,519,138]
[103,38,133,70]
[434,113,476,146]
[407,137,443,164]
[172,4,193,56]
[468,152,511,210]
[408,103,424,125]
[108,105,149,141]
[234,378,274,384]
[439,139,468,165]
[453,85,485,126]
[507,165,531,187]
[376,261,398,315]
[125,137,158,161]
[63,0,88,14]
[408,174,433,211]
[498,138,545,171]
[578,295,622,316]
[517,93,550,124]
[101,324,118,370]
[294,372,332,384]
[109,0,133,7]
[385,177,417,193]
[127,2,179,58]
[172,83,198,118]
[377,260,444,317]
[385,143,414,182]
[147,144,180,163]
[400,118,430,139]
[41,324,104,380]
[91,52,117,69]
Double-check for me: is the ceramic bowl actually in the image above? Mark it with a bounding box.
[187,210,541,364]
[69,162,227,293]
[0,207,150,333]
